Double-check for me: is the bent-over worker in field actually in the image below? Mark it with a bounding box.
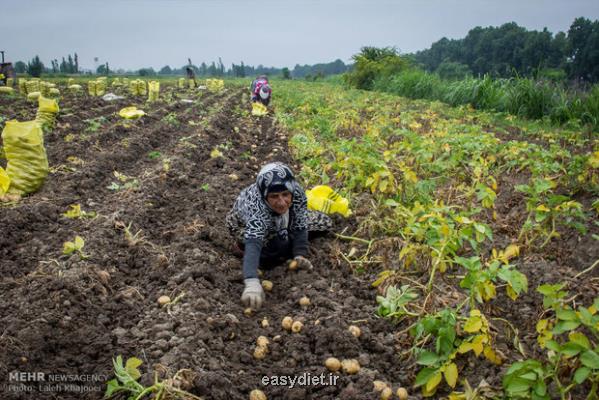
[250,75,272,106]
[226,162,333,309]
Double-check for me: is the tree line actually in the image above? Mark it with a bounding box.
[411,17,599,83]
[15,53,349,80]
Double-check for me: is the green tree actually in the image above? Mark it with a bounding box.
[97,63,109,75]
[345,46,410,89]
[27,55,44,77]
[435,60,471,80]
[567,17,599,82]
[159,65,172,75]
[14,61,26,74]
[282,67,291,79]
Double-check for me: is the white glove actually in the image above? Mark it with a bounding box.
[294,255,313,270]
[241,278,265,309]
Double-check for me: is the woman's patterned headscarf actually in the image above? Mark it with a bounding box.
[256,162,296,200]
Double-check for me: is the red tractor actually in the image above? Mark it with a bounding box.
[0,51,16,86]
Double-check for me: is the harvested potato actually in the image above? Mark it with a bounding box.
[228,173,239,181]
[341,359,360,374]
[396,387,408,400]
[244,308,254,316]
[381,387,393,400]
[157,295,171,306]
[254,345,268,360]
[325,357,341,372]
[288,260,298,270]
[249,389,267,400]
[261,318,269,328]
[291,320,303,333]
[373,380,387,392]
[299,296,311,307]
[348,325,362,338]
[257,336,269,347]
[282,316,293,331]
[262,280,273,291]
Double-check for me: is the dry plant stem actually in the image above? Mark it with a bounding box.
[573,258,599,280]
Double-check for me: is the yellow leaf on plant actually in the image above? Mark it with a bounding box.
[471,335,485,356]
[536,204,550,212]
[503,244,520,260]
[464,316,483,333]
[425,371,442,393]
[506,285,518,301]
[444,363,458,388]
[483,346,502,365]
[457,342,472,354]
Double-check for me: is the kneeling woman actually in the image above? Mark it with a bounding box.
[226,162,332,309]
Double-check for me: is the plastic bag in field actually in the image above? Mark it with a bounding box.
[0,87,14,94]
[251,102,268,116]
[102,93,124,101]
[1,120,49,195]
[118,106,145,119]
[35,96,60,132]
[0,167,10,195]
[148,81,160,102]
[306,185,352,217]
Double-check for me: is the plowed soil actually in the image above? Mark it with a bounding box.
[0,82,597,400]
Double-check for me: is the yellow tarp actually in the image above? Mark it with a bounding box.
[306,185,352,217]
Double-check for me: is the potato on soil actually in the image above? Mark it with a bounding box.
[381,387,393,400]
[325,357,341,372]
[373,380,387,392]
[299,296,310,307]
[261,318,269,328]
[341,359,360,374]
[244,308,254,316]
[256,336,269,347]
[157,295,171,306]
[253,345,268,360]
[348,325,361,338]
[288,260,298,270]
[282,316,293,331]
[291,320,303,333]
[249,389,267,400]
[262,280,273,291]
[396,387,408,400]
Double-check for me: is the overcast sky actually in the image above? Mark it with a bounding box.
[3,0,599,71]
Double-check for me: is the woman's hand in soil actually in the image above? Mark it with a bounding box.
[294,256,313,270]
[241,278,265,309]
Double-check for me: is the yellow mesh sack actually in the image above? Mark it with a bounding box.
[88,80,97,96]
[35,96,60,132]
[27,92,41,102]
[0,167,10,195]
[26,80,40,94]
[18,79,27,94]
[137,80,146,96]
[178,78,186,88]
[306,185,352,217]
[148,81,160,102]
[251,102,268,116]
[1,120,49,195]
[0,87,14,94]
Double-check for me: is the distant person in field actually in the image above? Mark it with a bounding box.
[185,66,197,87]
[226,162,333,309]
[250,75,272,106]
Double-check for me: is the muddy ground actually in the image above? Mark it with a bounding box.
[0,83,597,400]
